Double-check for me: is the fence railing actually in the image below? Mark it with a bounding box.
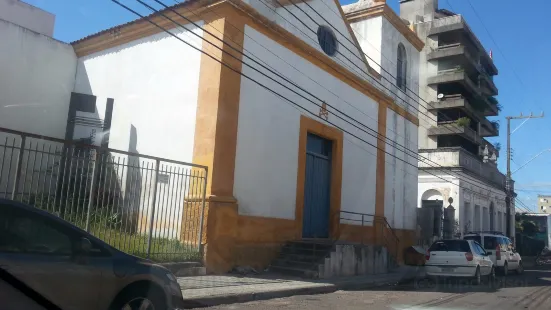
[0,126,208,262]
[337,210,400,265]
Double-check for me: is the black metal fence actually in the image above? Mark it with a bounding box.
[0,127,207,262]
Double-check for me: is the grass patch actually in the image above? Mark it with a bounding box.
[23,195,201,262]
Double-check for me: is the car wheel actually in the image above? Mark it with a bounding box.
[502,262,509,276]
[487,267,496,287]
[516,262,523,275]
[110,285,166,310]
[473,266,481,286]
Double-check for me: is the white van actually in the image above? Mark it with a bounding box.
[463,231,523,275]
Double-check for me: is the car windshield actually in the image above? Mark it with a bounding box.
[429,240,471,252]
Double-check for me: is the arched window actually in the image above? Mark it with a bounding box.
[397,43,407,90]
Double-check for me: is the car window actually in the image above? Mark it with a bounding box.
[429,240,471,252]
[464,235,481,245]
[473,242,486,255]
[483,236,498,250]
[0,209,73,255]
[504,238,513,251]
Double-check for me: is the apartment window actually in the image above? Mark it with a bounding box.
[397,43,407,91]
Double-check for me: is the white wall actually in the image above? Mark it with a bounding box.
[73,23,204,163]
[349,15,421,114]
[73,23,204,239]
[380,18,420,114]
[418,172,507,236]
[349,16,382,77]
[234,25,379,220]
[0,19,76,138]
[273,0,373,83]
[0,0,55,37]
[385,109,418,230]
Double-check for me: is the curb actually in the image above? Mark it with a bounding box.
[183,285,337,308]
[182,273,418,308]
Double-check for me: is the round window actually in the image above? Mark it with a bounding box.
[317,25,338,57]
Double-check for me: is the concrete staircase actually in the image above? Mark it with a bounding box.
[269,240,334,278]
[268,240,394,279]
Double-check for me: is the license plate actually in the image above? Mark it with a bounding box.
[441,267,455,272]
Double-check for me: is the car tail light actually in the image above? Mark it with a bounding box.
[465,252,474,261]
[496,244,501,260]
[425,250,430,261]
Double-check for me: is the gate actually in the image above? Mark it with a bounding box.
[0,127,207,262]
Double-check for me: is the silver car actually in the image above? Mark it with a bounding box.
[0,199,185,310]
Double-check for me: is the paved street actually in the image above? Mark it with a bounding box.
[196,267,551,309]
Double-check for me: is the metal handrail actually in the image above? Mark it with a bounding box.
[337,210,400,264]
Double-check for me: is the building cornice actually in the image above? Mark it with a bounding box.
[345,4,425,52]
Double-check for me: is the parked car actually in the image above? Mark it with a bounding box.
[0,199,185,310]
[464,231,523,275]
[425,239,495,285]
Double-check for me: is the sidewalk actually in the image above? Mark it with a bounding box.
[178,266,424,308]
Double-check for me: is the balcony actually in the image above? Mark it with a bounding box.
[480,120,499,137]
[428,44,480,73]
[479,72,499,96]
[428,70,479,96]
[484,97,499,116]
[428,122,483,146]
[418,147,506,189]
[430,15,498,76]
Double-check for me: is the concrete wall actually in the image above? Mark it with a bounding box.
[73,22,204,163]
[0,19,76,138]
[0,0,55,37]
[318,244,389,278]
[408,20,438,149]
[234,25,379,220]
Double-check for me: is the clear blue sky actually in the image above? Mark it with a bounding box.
[28,0,551,211]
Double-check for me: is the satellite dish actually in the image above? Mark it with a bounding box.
[437,93,445,99]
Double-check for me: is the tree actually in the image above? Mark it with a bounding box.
[521,220,539,236]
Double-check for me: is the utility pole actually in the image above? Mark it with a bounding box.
[505,112,544,238]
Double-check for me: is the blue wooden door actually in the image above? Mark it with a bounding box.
[302,133,332,238]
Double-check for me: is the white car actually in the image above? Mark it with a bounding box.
[425,239,495,285]
[464,231,523,275]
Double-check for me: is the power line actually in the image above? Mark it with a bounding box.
[158,0,502,194]
[464,0,543,112]
[271,0,503,166]
[111,0,509,204]
[262,1,509,191]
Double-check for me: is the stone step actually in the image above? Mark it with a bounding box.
[278,253,328,263]
[286,240,334,251]
[268,265,319,278]
[271,258,319,271]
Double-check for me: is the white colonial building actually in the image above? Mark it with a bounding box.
[1,0,424,272]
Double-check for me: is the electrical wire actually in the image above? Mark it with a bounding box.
[144,0,507,197]
[109,0,508,206]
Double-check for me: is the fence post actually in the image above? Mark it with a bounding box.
[146,159,160,259]
[11,136,26,201]
[197,167,208,252]
[85,150,98,232]
[360,215,364,245]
